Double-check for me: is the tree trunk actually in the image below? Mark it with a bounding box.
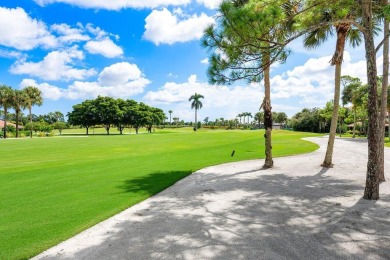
[362,0,380,200]
[353,107,356,138]
[29,107,33,138]
[86,126,89,135]
[16,109,19,138]
[195,109,198,130]
[322,23,349,167]
[322,64,340,167]
[3,107,7,138]
[263,63,273,169]
[379,0,388,183]
[388,112,390,141]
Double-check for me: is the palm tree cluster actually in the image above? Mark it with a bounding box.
[0,85,43,138]
[237,112,252,126]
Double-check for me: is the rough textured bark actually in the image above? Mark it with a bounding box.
[15,109,20,138]
[362,0,380,200]
[388,112,390,141]
[29,107,33,138]
[262,63,273,169]
[195,109,198,130]
[379,0,388,183]
[3,107,7,138]
[322,23,349,167]
[353,107,356,138]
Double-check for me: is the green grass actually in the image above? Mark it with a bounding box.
[0,128,320,259]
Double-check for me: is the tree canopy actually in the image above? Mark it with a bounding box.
[67,96,165,135]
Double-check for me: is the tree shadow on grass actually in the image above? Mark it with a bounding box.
[118,170,193,197]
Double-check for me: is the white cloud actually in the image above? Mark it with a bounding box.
[196,0,222,9]
[143,74,263,121]
[20,79,64,100]
[143,51,378,120]
[84,24,117,40]
[0,7,123,54]
[34,0,191,10]
[84,37,123,58]
[10,47,97,81]
[19,62,150,100]
[143,8,215,45]
[0,7,56,50]
[200,58,209,64]
[269,51,378,112]
[0,48,25,59]
[51,23,90,44]
[98,62,142,86]
[167,72,178,78]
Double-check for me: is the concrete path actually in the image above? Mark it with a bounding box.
[33,137,390,260]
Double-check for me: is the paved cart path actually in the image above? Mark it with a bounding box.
[33,137,390,260]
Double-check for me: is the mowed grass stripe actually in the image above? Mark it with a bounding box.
[0,129,320,259]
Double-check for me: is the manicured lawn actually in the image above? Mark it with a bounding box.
[0,129,320,259]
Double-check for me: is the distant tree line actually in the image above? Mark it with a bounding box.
[67,96,165,135]
[289,75,389,136]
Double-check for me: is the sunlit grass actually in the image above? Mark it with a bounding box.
[0,128,320,259]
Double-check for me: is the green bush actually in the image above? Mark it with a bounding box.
[6,125,16,133]
[5,132,14,138]
[37,132,46,137]
[20,131,31,137]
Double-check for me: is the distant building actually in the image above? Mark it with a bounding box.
[273,123,283,130]
[0,120,23,131]
[256,123,284,129]
[347,122,389,132]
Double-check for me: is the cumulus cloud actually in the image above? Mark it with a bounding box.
[0,7,123,56]
[143,51,377,120]
[51,23,90,44]
[144,74,263,121]
[98,62,142,85]
[34,0,191,10]
[270,51,377,111]
[84,37,123,58]
[196,0,222,9]
[20,79,64,100]
[0,7,56,50]
[0,48,25,59]
[143,8,215,45]
[10,47,97,81]
[19,62,150,100]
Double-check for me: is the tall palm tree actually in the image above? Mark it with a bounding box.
[341,76,362,138]
[247,112,252,125]
[0,85,13,138]
[188,93,204,131]
[237,113,242,124]
[303,10,362,167]
[23,86,43,138]
[11,90,28,138]
[168,110,173,126]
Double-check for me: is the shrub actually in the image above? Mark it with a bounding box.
[37,132,46,137]
[6,125,16,133]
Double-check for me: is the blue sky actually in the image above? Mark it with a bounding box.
[0,0,381,122]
